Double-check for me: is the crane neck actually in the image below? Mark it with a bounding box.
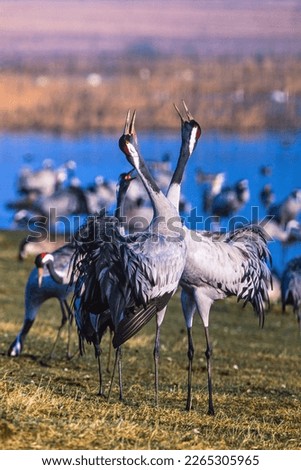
[47,261,64,284]
[167,141,190,211]
[114,183,128,232]
[167,121,200,211]
[134,155,179,224]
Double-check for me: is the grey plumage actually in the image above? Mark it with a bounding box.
[17,163,67,198]
[210,178,250,218]
[268,189,301,227]
[281,257,301,333]
[32,184,89,219]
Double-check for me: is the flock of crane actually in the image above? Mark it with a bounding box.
[6,102,301,416]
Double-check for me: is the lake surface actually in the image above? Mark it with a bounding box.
[0,130,301,273]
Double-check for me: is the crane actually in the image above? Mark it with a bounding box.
[7,243,75,359]
[166,102,271,415]
[281,256,301,334]
[72,110,188,404]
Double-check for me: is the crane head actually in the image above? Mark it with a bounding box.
[174,100,201,157]
[119,109,141,168]
[119,169,136,185]
[34,252,54,287]
[117,169,136,197]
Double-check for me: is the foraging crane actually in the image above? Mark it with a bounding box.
[166,102,271,415]
[73,110,188,404]
[7,243,75,358]
[281,257,301,334]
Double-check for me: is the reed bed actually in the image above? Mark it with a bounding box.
[0,55,301,134]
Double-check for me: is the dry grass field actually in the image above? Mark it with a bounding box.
[0,230,300,450]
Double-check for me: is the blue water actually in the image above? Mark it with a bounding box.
[0,130,301,272]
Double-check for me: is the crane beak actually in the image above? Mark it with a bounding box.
[129,109,136,135]
[123,110,137,143]
[173,103,184,122]
[37,267,44,287]
[182,100,193,120]
[173,100,193,122]
[123,109,131,134]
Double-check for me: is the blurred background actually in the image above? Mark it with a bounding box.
[1,0,301,272]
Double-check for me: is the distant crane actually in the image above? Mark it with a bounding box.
[210,178,250,219]
[202,173,226,214]
[259,184,275,210]
[281,257,301,334]
[18,235,66,261]
[268,189,301,227]
[17,161,68,198]
[259,218,301,265]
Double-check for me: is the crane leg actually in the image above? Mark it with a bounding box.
[49,300,68,358]
[107,348,118,402]
[106,329,113,373]
[97,353,104,396]
[7,319,34,357]
[93,338,104,397]
[181,290,197,411]
[153,308,166,407]
[204,326,214,416]
[153,323,161,407]
[63,300,73,359]
[117,347,123,401]
[186,327,194,411]
[107,347,123,402]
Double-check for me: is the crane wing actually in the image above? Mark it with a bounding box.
[184,225,271,326]
[109,233,186,347]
